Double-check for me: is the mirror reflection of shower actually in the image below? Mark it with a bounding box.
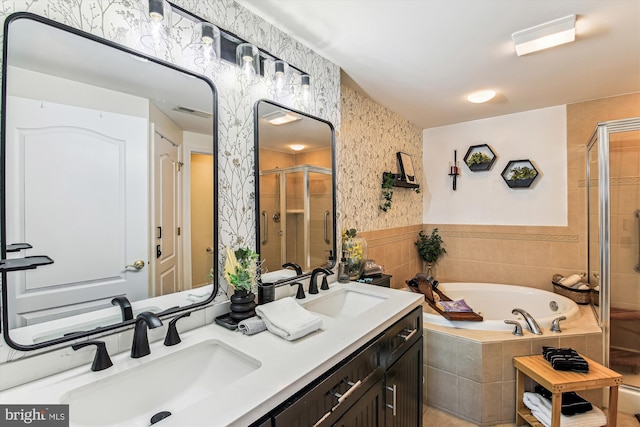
[260,165,332,272]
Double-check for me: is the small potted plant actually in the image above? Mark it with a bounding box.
[415,228,446,276]
[502,160,539,188]
[342,228,368,280]
[224,247,259,322]
[466,152,492,171]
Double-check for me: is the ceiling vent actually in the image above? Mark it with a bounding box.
[173,106,213,118]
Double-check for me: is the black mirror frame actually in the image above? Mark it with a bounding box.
[253,99,337,274]
[0,12,219,351]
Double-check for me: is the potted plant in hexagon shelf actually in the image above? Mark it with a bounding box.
[501,159,539,188]
[463,144,497,172]
[415,228,446,276]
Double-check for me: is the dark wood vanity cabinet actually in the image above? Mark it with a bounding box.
[254,306,423,427]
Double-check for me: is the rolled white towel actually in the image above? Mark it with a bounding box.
[256,297,322,341]
[523,392,607,427]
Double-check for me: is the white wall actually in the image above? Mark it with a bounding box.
[423,105,567,226]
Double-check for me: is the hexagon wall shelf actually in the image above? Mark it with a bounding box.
[463,144,497,172]
[501,159,539,188]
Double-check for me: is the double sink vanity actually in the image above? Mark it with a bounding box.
[0,283,423,426]
[0,9,424,427]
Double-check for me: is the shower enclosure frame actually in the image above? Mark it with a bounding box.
[586,117,640,384]
[260,164,332,271]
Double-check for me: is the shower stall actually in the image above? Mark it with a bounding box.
[259,165,333,273]
[587,117,640,413]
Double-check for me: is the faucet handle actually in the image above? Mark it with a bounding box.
[290,282,305,299]
[550,316,567,333]
[164,312,192,346]
[504,320,524,336]
[72,340,113,371]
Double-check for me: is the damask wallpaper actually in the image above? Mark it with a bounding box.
[0,0,341,294]
[340,85,423,232]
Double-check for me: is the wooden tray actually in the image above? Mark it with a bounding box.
[407,275,483,321]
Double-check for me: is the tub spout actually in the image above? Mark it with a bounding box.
[511,308,543,335]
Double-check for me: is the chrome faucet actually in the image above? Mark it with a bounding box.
[309,267,333,294]
[131,311,163,358]
[511,308,542,335]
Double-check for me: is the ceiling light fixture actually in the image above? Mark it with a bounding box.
[290,144,305,151]
[466,89,496,104]
[512,15,576,56]
[263,110,301,125]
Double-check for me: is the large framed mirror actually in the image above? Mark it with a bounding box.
[1,13,218,350]
[254,100,336,275]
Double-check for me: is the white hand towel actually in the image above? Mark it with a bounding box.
[523,392,607,427]
[255,297,322,341]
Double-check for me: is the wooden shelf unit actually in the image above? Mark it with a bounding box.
[514,355,622,427]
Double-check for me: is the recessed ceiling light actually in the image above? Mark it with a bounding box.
[512,15,576,56]
[466,90,496,104]
[290,144,305,151]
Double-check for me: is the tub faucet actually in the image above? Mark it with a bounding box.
[511,308,542,335]
[131,311,163,358]
[309,267,333,294]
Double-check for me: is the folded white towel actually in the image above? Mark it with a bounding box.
[523,392,607,427]
[237,316,267,335]
[255,297,322,341]
[187,285,213,302]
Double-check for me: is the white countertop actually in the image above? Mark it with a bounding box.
[0,283,423,427]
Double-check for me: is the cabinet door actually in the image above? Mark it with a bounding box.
[332,379,384,427]
[385,337,423,427]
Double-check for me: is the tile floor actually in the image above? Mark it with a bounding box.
[422,405,640,427]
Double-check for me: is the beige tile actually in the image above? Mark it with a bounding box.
[586,333,604,363]
[501,380,516,424]
[558,334,587,355]
[426,367,458,413]
[482,342,503,383]
[481,381,503,425]
[530,336,559,355]
[502,339,532,381]
[457,377,482,424]
[422,404,479,427]
[457,339,482,381]
[427,331,458,374]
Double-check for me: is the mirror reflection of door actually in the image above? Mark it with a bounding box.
[5,97,149,328]
[190,152,214,288]
[153,130,180,296]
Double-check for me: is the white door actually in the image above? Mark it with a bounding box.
[5,96,149,327]
[153,130,180,296]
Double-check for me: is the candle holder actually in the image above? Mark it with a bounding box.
[448,150,460,190]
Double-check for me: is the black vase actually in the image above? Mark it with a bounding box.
[229,290,256,322]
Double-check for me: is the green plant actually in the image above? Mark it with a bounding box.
[379,172,395,212]
[415,228,446,264]
[509,166,537,181]
[466,152,491,167]
[224,246,259,292]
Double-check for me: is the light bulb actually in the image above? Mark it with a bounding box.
[149,0,164,21]
[301,74,311,105]
[274,61,288,97]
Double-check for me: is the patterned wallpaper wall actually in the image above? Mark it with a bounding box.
[340,85,423,232]
[0,0,341,294]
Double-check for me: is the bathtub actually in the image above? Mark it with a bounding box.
[422,282,581,331]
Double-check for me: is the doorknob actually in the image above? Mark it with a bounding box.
[206,247,213,254]
[125,260,145,270]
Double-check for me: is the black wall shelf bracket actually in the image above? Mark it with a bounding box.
[0,256,54,272]
[7,243,33,252]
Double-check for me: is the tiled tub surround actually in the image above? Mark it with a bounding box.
[422,304,603,426]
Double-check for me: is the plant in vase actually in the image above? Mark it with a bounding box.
[224,247,259,322]
[342,228,368,280]
[415,228,446,276]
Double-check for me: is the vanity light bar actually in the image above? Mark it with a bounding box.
[167,2,309,78]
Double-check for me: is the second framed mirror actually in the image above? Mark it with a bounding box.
[254,100,336,275]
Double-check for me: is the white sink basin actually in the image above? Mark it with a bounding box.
[303,288,388,319]
[60,340,261,427]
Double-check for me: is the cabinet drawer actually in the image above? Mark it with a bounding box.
[381,306,423,368]
[273,338,383,427]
